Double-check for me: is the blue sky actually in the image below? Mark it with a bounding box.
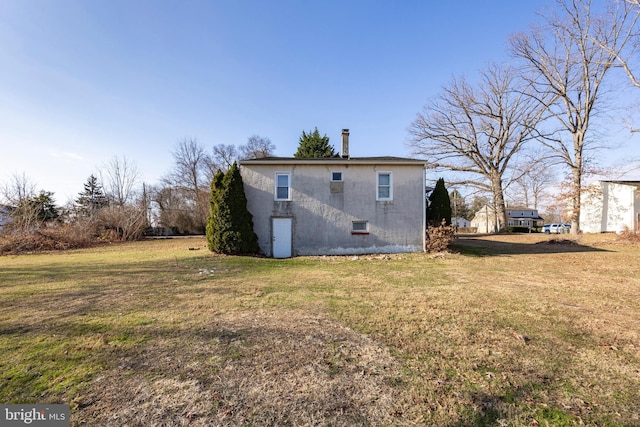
[1,0,637,204]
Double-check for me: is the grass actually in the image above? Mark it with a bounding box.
[0,235,639,425]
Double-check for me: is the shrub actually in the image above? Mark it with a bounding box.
[427,178,452,226]
[0,222,100,255]
[617,226,640,243]
[425,223,456,253]
[507,226,532,233]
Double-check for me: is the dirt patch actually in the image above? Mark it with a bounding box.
[73,310,404,426]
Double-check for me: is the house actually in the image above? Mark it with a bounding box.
[471,204,543,233]
[452,216,470,228]
[580,180,640,233]
[239,129,427,258]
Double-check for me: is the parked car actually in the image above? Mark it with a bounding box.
[543,223,570,234]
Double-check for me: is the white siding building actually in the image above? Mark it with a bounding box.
[580,180,640,233]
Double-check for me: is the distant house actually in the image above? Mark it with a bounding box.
[0,204,14,233]
[471,204,543,233]
[239,129,427,258]
[452,216,470,228]
[580,180,640,233]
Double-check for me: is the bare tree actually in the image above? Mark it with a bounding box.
[208,144,238,176]
[593,0,640,90]
[99,155,141,207]
[239,135,275,160]
[161,138,210,233]
[510,0,634,233]
[508,149,557,210]
[0,172,37,206]
[408,64,546,232]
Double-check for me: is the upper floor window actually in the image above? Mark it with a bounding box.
[275,172,291,201]
[331,171,343,182]
[377,172,392,201]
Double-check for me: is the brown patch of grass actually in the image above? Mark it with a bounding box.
[73,311,402,426]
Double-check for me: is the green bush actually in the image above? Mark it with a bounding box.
[206,163,258,255]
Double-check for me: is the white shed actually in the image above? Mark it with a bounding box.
[580,180,640,233]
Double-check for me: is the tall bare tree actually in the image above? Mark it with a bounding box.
[239,135,275,160]
[408,64,546,232]
[161,138,210,233]
[99,155,141,207]
[503,147,558,210]
[510,0,634,233]
[1,172,36,206]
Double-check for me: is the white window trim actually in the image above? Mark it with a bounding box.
[331,171,343,182]
[376,171,393,201]
[274,172,292,201]
[351,220,369,234]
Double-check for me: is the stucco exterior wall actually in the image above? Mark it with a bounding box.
[241,162,425,256]
[580,181,640,233]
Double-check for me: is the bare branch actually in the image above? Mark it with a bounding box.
[239,135,275,160]
[510,0,630,232]
[408,64,546,231]
[99,155,141,207]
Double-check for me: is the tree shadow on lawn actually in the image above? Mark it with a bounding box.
[452,237,609,257]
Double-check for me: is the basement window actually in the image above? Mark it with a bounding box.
[351,220,369,234]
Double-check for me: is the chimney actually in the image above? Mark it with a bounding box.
[341,129,350,159]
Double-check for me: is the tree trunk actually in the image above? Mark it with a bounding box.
[491,170,508,232]
[570,134,584,235]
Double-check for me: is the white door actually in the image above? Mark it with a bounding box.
[272,218,292,258]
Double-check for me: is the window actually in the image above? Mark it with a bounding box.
[377,172,392,201]
[331,171,343,182]
[352,220,369,234]
[275,172,291,201]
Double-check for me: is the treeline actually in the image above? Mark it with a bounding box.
[0,128,345,253]
[0,136,275,253]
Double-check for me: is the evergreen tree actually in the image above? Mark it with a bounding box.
[427,178,452,226]
[13,191,60,229]
[206,170,225,251]
[294,128,337,158]
[76,175,108,216]
[207,163,258,254]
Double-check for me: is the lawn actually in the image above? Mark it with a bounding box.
[0,234,639,426]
